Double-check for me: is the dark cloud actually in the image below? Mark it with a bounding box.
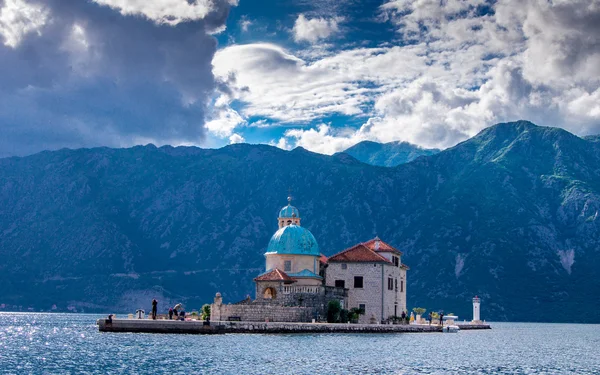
[548,1,600,71]
[518,0,600,87]
[0,0,234,157]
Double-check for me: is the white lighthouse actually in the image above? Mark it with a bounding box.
[472,296,481,323]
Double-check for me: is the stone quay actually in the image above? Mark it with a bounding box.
[97,318,490,335]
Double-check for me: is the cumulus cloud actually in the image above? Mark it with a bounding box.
[515,0,600,87]
[214,0,600,154]
[206,107,245,137]
[381,0,489,41]
[228,133,245,144]
[270,137,292,151]
[92,0,237,27]
[0,0,48,47]
[212,43,425,125]
[0,0,236,157]
[292,14,341,44]
[284,124,365,155]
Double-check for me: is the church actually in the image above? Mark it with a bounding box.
[211,197,409,324]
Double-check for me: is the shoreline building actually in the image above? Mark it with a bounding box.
[326,238,409,324]
[254,197,324,300]
[211,197,346,322]
[211,197,409,324]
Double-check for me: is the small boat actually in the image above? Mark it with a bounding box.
[443,325,460,333]
[442,315,460,333]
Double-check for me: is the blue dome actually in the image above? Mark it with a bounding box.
[266,224,319,256]
[279,204,299,218]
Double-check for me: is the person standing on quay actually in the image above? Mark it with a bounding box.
[151,299,158,320]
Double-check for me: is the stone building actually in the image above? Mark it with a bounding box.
[211,197,346,322]
[325,238,409,324]
[254,197,324,300]
[211,197,408,324]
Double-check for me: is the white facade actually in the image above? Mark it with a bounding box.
[326,255,407,324]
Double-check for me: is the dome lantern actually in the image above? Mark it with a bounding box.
[278,196,301,228]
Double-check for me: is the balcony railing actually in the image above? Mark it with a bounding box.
[282,285,321,294]
[281,285,348,297]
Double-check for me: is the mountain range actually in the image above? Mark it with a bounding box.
[342,141,439,166]
[0,120,599,322]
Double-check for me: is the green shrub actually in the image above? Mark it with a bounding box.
[201,304,211,320]
[340,309,349,323]
[327,300,342,323]
[348,307,365,323]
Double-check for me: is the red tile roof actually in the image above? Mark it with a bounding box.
[319,254,328,264]
[254,269,296,283]
[327,244,392,264]
[362,237,403,255]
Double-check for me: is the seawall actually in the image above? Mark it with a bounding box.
[97,319,491,334]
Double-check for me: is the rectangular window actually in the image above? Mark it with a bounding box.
[284,260,291,272]
[395,278,398,291]
[393,256,399,267]
[387,277,393,290]
[341,263,347,270]
[359,304,366,313]
[400,280,404,293]
[335,280,345,288]
[354,276,363,288]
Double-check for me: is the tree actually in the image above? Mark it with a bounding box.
[327,300,342,323]
[412,307,426,316]
[201,304,211,321]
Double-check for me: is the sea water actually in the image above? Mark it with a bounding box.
[1,313,599,374]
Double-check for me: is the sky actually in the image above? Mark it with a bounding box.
[0,0,599,157]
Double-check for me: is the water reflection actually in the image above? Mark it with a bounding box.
[1,313,599,374]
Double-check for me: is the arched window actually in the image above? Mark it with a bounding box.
[263,287,277,299]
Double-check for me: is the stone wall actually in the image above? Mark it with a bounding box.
[211,287,347,323]
[211,299,312,322]
[211,292,312,322]
[254,284,347,319]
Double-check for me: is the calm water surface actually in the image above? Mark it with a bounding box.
[1,313,599,374]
